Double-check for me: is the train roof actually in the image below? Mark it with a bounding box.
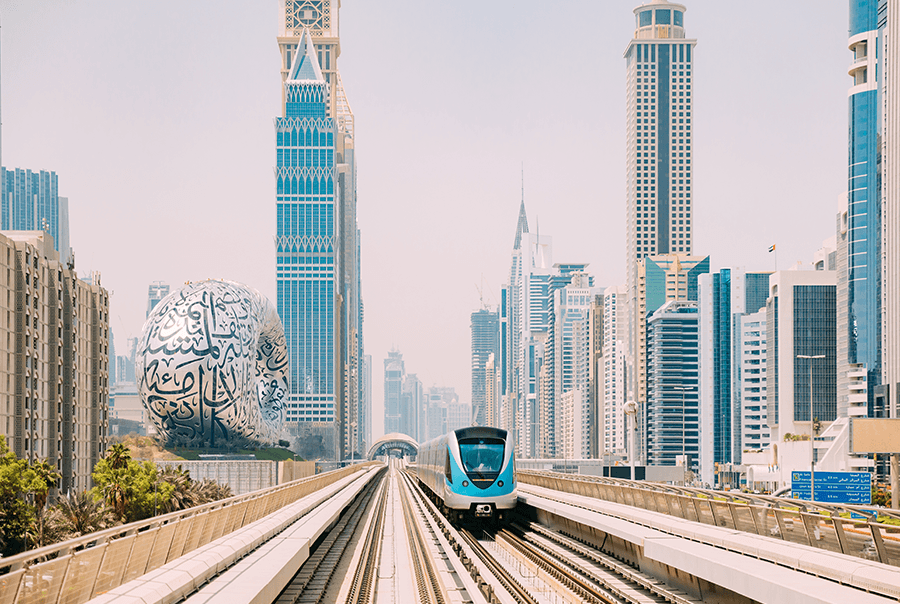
[454,426,508,440]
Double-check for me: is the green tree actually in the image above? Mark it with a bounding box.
[31,459,61,511]
[0,436,49,556]
[91,457,174,523]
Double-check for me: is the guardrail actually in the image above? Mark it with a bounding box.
[519,470,900,566]
[0,462,379,604]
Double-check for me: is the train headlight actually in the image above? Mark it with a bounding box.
[498,480,504,487]
[462,480,469,487]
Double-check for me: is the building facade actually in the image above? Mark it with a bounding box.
[0,231,109,493]
[646,300,699,472]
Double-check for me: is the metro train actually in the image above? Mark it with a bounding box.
[416,426,517,523]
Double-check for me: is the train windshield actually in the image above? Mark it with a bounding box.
[458,438,505,475]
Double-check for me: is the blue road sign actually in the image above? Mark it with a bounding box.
[791,471,871,504]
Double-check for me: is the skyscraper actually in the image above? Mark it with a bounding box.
[634,253,708,462]
[276,30,337,427]
[624,1,697,464]
[601,285,627,457]
[147,281,170,318]
[470,308,499,427]
[842,0,882,425]
[697,268,770,485]
[277,1,364,460]
[646,300,699,472]
[502,200,554,457]
[1,168,72,265]
[383,351,404,435]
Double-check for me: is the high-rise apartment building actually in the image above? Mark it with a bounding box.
[551,273,594,459]
[470,308,499,427]
[633,253,708,462]
[276,1,364,460]
[698,268,769,485]
[736,310,770,460]
[1,168,72,266]
[646,300,698,471]
[601,285,627,457]
[484,353,499,428]
[0,231,109,493]
[146,281,170,318]
[623,1,697,465]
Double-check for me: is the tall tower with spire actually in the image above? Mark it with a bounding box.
[277,1,364,461]
[275,29,339,441]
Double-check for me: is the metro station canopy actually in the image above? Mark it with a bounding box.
[368,433,418,460]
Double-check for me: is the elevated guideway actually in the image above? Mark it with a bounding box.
[4,463,900,604]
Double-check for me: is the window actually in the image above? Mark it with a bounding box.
[639,10,651,26]
[656,9,671,24]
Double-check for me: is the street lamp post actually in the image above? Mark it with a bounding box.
[797,354,825,502]
[674,386,694,485]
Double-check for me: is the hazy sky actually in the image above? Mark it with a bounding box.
[2,1,847,442]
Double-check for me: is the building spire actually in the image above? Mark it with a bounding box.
[513,166,529,250]
[288,28,324,83]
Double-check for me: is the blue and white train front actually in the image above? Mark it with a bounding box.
[417,427,517,521]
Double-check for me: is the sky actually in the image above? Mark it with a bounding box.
[1,1,848,442]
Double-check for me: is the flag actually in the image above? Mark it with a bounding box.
[768,244,776,253]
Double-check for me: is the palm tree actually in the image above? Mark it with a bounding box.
[157,465,194,513]
[106,443,131,470]
[27,506,65,550]
[54,491,117,539]
[191,478,233,505]
[31,460,61,511]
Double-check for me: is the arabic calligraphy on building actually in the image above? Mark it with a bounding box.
[136,280,289,448]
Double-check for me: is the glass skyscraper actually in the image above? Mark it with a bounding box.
[276,30,336,424]
[842,0,883,418]
[471,308,499,428]
[1,168,71,265]
[698,269,770,485]
[276,0,365,460]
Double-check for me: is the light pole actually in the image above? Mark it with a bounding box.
[673,386,694,485]
[797,354,825,501]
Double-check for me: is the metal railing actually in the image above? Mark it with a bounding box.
[519,470,900,567]
[0,462,378,604]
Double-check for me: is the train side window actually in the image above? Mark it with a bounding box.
[445,448,453,484]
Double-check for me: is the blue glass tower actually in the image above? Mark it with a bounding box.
[0,168,70,263]
[276,30,337,423]
[843,0,884,418]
